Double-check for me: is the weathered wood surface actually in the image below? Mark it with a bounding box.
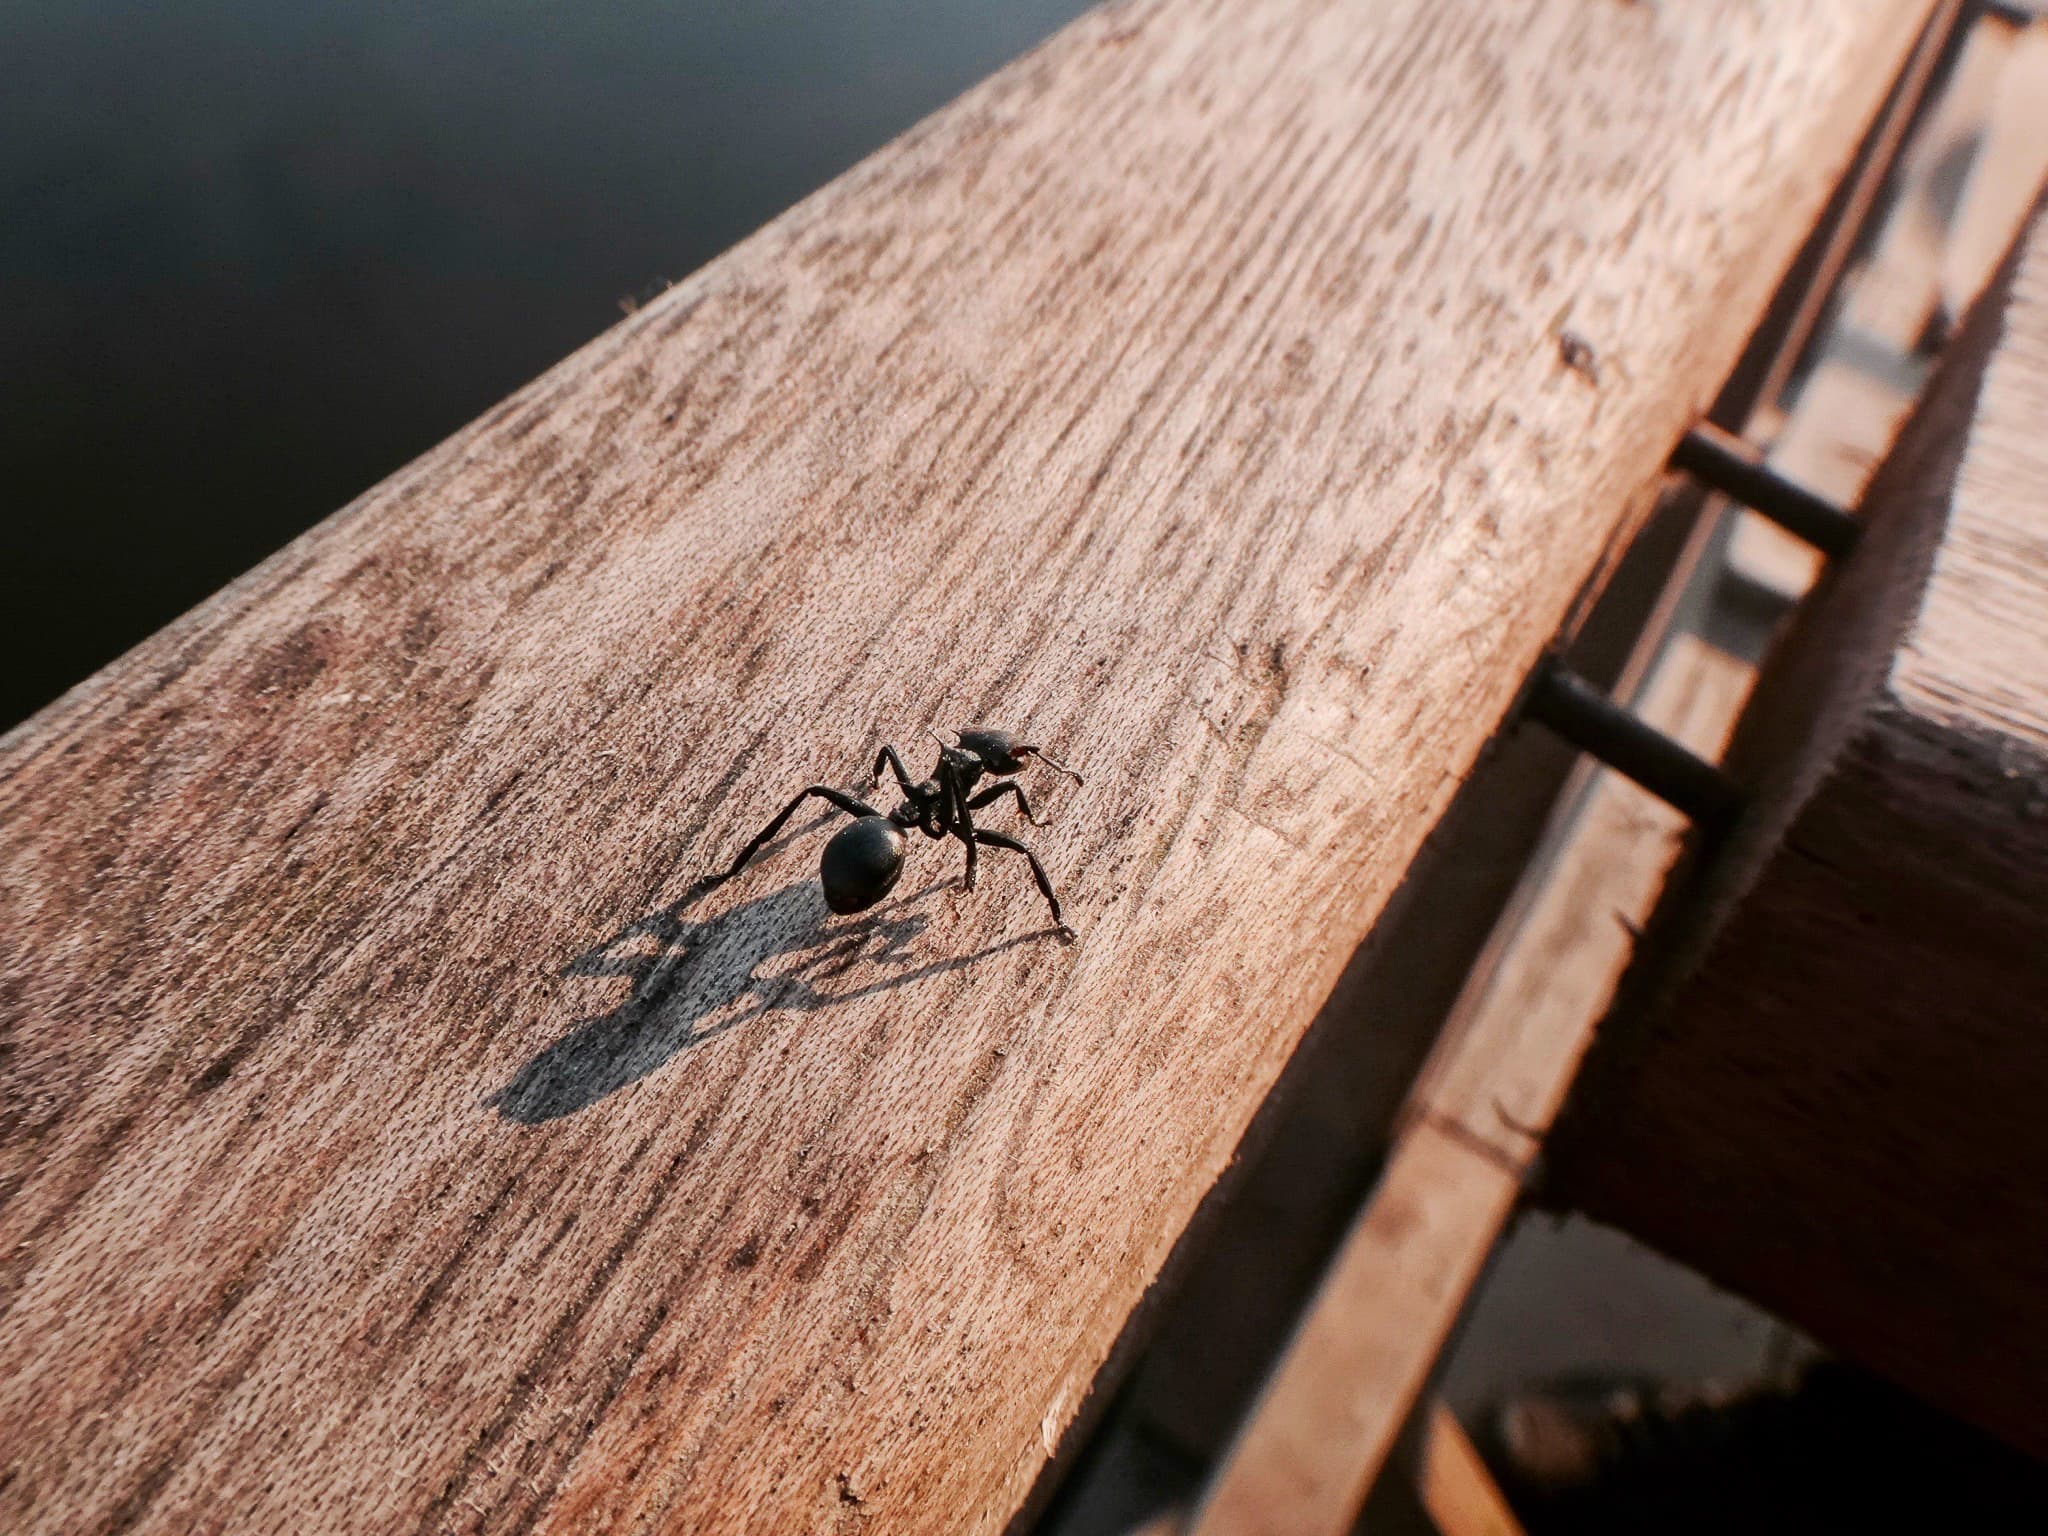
[1556,204,2048,1460]
[0,2,1937,1530]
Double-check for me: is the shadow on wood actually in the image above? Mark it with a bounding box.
[496,873,1054,1124]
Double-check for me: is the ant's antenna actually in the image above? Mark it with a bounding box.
[1019,745,1084,785]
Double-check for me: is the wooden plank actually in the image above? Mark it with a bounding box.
[1555,203,2048,1460]
[0,3,1937,1531]
[1188,1122,1522,1536]
[1410,639,1754,1166]
[1416,1403,1526,1536]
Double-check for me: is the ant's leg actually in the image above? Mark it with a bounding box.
[1017,745,1084,784]
[954,778,979,890]
[699,786,879,888]
[971,829,1071,935]
[967,782,1048,827]
[869,744,919,798]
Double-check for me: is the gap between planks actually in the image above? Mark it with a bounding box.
[1185,634,1754,1536]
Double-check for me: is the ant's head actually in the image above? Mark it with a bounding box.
[954,727,1084,784]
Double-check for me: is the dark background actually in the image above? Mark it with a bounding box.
[1,0,1091,729]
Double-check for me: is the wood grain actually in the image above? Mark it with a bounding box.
[0,2,1936,1530]
[1556,202,2048,1459]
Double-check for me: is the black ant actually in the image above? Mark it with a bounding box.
[695,728,1083,937]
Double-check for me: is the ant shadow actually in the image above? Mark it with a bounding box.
[491,847,1047,1123]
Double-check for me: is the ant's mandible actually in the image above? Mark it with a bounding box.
[695,728,1083,937]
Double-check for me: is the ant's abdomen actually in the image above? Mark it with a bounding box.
[820,816,906,914]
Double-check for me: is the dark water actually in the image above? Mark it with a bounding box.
[0,0,1091,728]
